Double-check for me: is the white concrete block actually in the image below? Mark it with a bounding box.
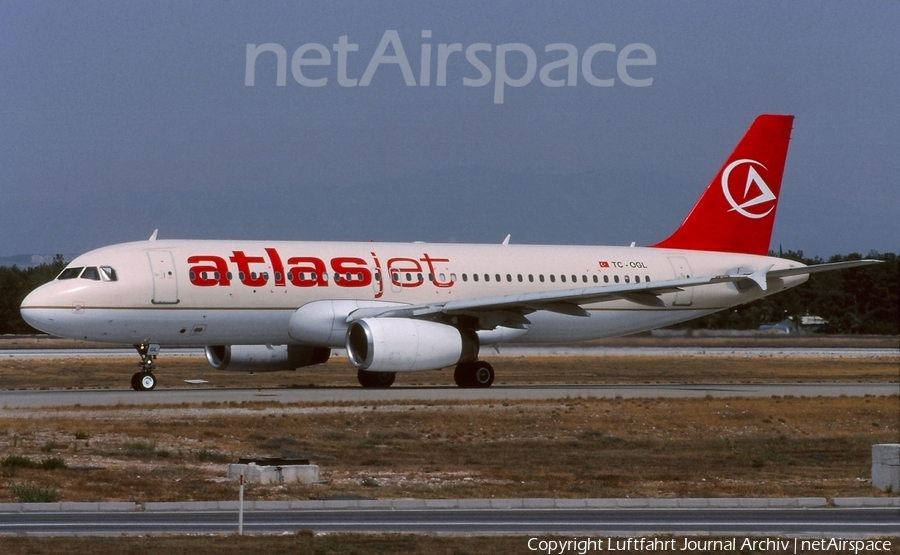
[831,498,864,507]
[98,502,137,512]
[358,499,392,509]
[523,498,555,508]
[554,499,587,508]
[290,500,325,510]
[585,498,617,508]
[616,498,649,508]
[424,499,458,509]
[322,499,358,509]
[279,465,319,484]
[143,502,183,511]
[872,444,900,493]
[392,499,426,509]
[22,503,60,512]
[708,498,741,508]
[646,499,678,508]
[259,500,292,510]
[227,462,319,485]
[458,498,491,509]
[489,498,522,509]
[60,502,97,512]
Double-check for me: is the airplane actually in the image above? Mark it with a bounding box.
[20,114,881,391]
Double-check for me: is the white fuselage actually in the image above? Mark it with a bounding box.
[20,239,808,347]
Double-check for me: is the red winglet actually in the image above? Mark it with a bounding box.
[651,114,794,255]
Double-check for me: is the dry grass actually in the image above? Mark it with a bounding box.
[2,534,899,555]
[0,355,898,391]
[0,395,896,503]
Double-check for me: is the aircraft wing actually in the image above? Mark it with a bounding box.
[347,274,749,328]
[346,259,883,329]
[766,259,883,279]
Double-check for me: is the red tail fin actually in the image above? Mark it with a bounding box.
[651,114,794,255]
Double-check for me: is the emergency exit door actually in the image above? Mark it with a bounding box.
[667,256,693,306]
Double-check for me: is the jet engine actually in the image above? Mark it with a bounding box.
[346,318,478,372]
[204,344,330,372]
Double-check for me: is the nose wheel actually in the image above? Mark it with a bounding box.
[131,371,157,391]
[132,343,160,391]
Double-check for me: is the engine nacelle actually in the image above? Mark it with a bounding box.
[346,318,478,372]
[289,299,407,347]
[205,344,330,372]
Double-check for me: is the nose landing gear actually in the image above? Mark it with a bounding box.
[131,343,160,391]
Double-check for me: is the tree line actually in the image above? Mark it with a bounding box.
[0,251,896,336]
[672,251,898,335]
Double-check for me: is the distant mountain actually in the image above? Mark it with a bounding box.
[1,166,895,257]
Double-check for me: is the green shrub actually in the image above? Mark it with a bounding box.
[40,440,63,452]
[1,455,36,469]
[0,455,67,470]
[38,457,68,470]
[9,482,60,503]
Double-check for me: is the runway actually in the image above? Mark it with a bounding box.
[3,346,898,359]
[0,507,896,536]
[1,382,897,408]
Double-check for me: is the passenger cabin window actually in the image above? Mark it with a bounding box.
[58,267,84,280]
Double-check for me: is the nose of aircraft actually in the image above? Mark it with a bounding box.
[19,283,58,334]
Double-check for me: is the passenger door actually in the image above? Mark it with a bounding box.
[148,250,179,304]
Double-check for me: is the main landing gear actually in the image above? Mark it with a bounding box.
[131,343,160,391]
[454,360,495,388]
[357,369,396,388]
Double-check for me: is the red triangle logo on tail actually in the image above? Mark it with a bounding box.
[652,114,794,255]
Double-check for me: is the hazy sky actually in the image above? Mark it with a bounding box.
[2,1,897,258]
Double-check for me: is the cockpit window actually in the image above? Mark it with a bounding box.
[100,266,118,281]
[58,267,84,280]
[80,267,101,281]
